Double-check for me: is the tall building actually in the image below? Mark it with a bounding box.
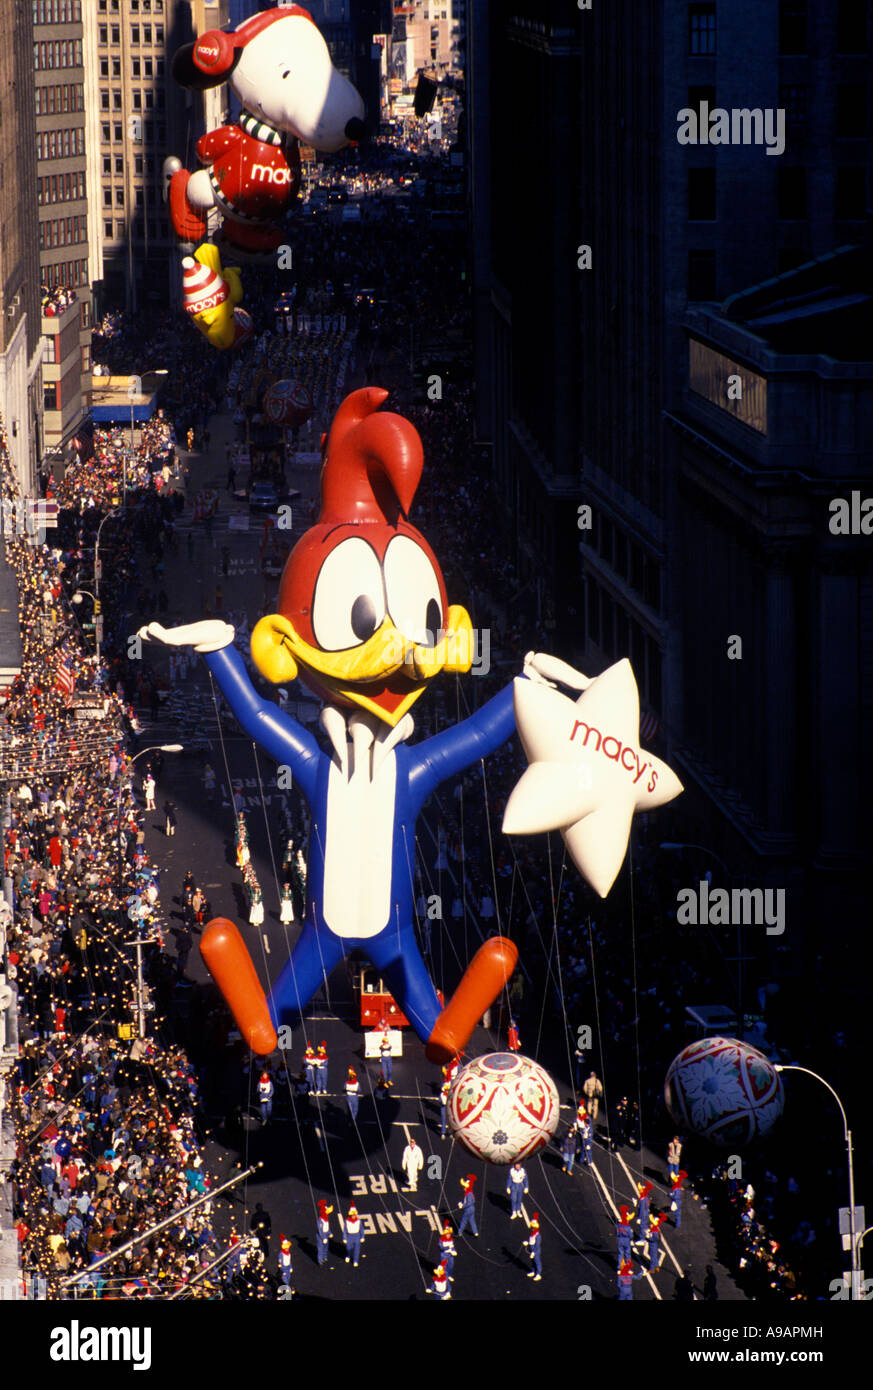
[303,0,392,127]
[0,0,43,494]
[84,0,228,313]
[33,0,92,458]
[668,246,873,989]
[468,1,873,1015]
[468,0,583,638]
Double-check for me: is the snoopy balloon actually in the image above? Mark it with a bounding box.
[139,389,682,1062]
[165,6,365,342]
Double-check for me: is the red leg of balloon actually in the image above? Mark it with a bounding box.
[200,917,278,1057]
[169,169,208,243]
[425,937,518,1065]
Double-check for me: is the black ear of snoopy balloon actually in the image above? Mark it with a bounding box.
[171,42,242,91]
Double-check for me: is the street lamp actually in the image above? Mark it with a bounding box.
[72,588,101,663]
[127,368,168,506]
[121,743,183,1037]
[775,1064,861,1300]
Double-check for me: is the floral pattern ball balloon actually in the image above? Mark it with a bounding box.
[664,1037,784,1147]
[262,379,314,427]
[448,1053,560,1165]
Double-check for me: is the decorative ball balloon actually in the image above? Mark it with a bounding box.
[664,1037,784,1147]
[263,379,314,427]
[448,1052,560,1164]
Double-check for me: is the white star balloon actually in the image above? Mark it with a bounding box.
[502,659,683,897]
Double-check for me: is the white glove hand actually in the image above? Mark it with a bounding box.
[138,620,235,653]
[524,651,591,691]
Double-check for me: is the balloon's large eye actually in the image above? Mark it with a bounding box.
[312,539,385,651]
[383,536,443,647]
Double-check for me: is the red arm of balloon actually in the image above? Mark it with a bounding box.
[200,917,278,1056]
[425,936,518,1065]
[196,125,242,164]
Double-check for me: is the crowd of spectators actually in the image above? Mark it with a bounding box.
[0,425,233,1297]
[41,284,77,318]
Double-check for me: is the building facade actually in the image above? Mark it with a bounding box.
[0,0,44,494]
[33,0,92,457]
[468,0,873,1017]
[85,0,228,313]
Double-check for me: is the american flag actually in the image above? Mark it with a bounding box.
[55,652,75,698]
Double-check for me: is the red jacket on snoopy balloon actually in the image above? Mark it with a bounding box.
[167,6,365,255]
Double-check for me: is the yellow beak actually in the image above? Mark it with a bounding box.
[251,605,475,726]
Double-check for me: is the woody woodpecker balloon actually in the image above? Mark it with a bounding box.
[165,6,365,343]
[138,388,681,1062]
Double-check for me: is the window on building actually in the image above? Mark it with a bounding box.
[132,90,142,109]
[836,84,866,139]
[614,530,627,581]
[112,90,121,109]
[630,543,644,597]
[114,123,122,141]
[688,85,716,113]
[115,188,124,206]
[135,188,144,207]
[101,91,110,109]
[132,57,141,77]
[145,90,154,109]
[102,155,111,174]
[587,579,600,646]
[142,24,151,43]
[778,1,807,54]
[777,167,807,219]
[135,155,143,174]
[102,122,111,142]
[111,25,120,45]
[155,24,163,42]
[100,57,109,77]
[644,561,661,614]
[104,219,113,237]
[689,339,767,433]
[835,167,865,220]
[103,189,112,206]
[99,25,107,43]
[779,85,807,127]
[688,168,716,220]
[112,57,120,77]
[115,156,123,173]
[143,56,153,77]
[689,4,716,55]
[837,0,867,52]
[131,25,139,43]
[615,605,628,660]
[115,220,125,238]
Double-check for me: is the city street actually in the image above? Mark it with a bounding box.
[130,406,742,1301]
